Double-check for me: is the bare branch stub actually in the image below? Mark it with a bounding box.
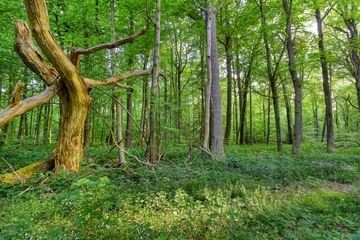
[70,27,148,67]
[10,81,25,107]
[84,70,152,87]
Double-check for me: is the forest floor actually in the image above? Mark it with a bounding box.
[0,143,360,239]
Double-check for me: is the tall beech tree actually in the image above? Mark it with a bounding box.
[193,0,224,158]
[0,0,154,175]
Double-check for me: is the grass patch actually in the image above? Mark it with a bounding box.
[0,143,359,239]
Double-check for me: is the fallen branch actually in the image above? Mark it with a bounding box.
[0,157,54,184]
[124,150,155,168]
[18,176,49,195]
[1,157,21,182]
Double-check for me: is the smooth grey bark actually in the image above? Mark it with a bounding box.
[209,4,224,158]
[316,8,335,153]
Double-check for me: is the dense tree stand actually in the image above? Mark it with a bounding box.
[0,0,154,179]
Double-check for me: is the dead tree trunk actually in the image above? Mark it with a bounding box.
[0,0,154,177]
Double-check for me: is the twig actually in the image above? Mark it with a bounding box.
[1,157,21,181]
[124,150,154,168]
[18,176,49,196]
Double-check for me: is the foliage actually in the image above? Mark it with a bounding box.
[0,144,359,239]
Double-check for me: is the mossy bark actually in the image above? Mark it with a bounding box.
[0,157,54,183]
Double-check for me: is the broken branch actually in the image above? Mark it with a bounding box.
[0,81,63,128]
[85,70,152,86]
[10,81,25,107]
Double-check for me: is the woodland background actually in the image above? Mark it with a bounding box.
[0,1,360,239]
[0,0,359,152]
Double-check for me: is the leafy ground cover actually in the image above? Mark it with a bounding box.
[0,144,359,239]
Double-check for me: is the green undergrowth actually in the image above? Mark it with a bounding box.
[0,144,359,239]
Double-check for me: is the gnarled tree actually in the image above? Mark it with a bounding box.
[0,0,154,180]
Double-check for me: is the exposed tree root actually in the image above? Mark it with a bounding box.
[0,156,54,184]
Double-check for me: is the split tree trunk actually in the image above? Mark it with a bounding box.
[1,0,154,174]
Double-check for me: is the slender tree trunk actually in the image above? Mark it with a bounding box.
[223,36,232,145]
[34,105,43,145]
[239,62,253,145]
[125,17,135,148]
[249,87,253,144]
[125,91,132,148]
[266,89,271,145]
[282,81,293,144]
[313,106,320,139]
[282,0,302,153]
[203,8,212,150]
[316,8,335,153]
[83,113,91,149]
[140,53,150,144]
[147,0,161,163]
[18,67,29,148]
[258,0,283,152]
[110,0,126,164]
[270,80,282,152]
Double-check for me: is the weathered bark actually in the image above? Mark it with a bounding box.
[316,8,335,153]
[282,0,302,153]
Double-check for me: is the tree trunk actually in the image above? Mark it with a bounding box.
[34,104,43,145]
[21,0,92,172]
[2,0,161,176]
[282,80,293,144]
[140,54,150,144]
[110,0,126,164]
[202,7,212,150]
[316,8,335,153]
[270,80,282,152]
[282,0,302,153]
[147,0,161,163]
[125,91,133,148]
[83,113,91,149]
[17,67,28,148]
[258,0,284,152]
[209,5,224,158]
[223,36,232,145]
